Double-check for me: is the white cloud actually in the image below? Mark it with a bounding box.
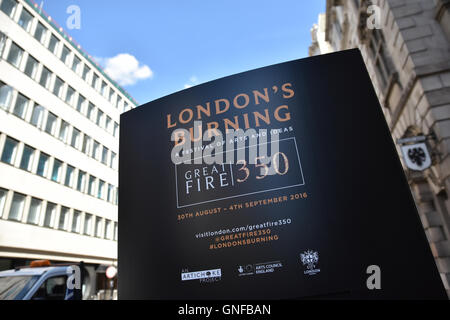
[97,53,153,86]
[184,75,199,89]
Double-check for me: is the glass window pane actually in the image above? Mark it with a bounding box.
[114,222,118,241]
[1,137,18,165]
[71,128,80,149]
[77,171,86,192]
[64,165,74,187]
[96,110,103,127]
[87,103,95,121]
[53,77,64,98]
[13,93,28,119]
[20,145,34,171]
[92,74,99,90]
[61,46,70,65]
[48,34,59,54]
[104,220,111,239]
[110,152,116,169]
[7,42,23,68]
[43,202,56,227]
[30,105,44,128]
[45,112,57,135]
[0,188,7,217]
[107,184,114,202]
[27,198,42,225]
[59,207,69,230]
[51,159,62,182]
[0,0,17,17]
[0,82,13,110]
[18,8,33,32]
[9,192,25,221]
[101,82,107,96]
[72,210,81,233]
[24,55,38,79]
[0,32,5,57]
[98,180,105,199]
[82,135,90,154]
[66,86,75,105]
[58,120,69,142]
[34,22,47,44]
[92,141,99,159]
[36,152,49,177]
[39,67,52,89]
[101,147,108,165]
[82,65,90,81]
[72,56,81,73]
[84,213,92,235]
[88,176,96,196]
[95,217,102,237]
[77,95,85,112]
[113,122,119,137]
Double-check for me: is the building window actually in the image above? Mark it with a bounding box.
[72,210,81,233]
[77,95,85,112]
[30,105,45,128]
[105,116,112,133]
[71,128,81,149]
[95,217,102,238]
[27,198,42,225]
[7,42,24,68]
[0,0,17,18]
[101,147,108,165]
[13,93,28,119]
[92,73,99,90]
[1,136,19,165]
[51,159,62,182]
[24,55,39,79]
[43,202,56,228]
[9,192,25,221]
[0,82,13,110]
[53,77,64,98]
[39,67,52,89]
[66,86,75,106]
[98,180,105,199]
[0,188,7,217]
[113,122,119,137]
[77,171,86,192]
[368,29,393,90]
[0,32,5,57]
[96,109,104,127]
[92,141,99,159]
[107,184,114,203]
[109,90,115,103]
[58,206,69,230]
[60,45,70,65]
[36,152,49,177]
[18,8,33,32]
[116,97,121,109]
[58,120,69,142]
[104,219,111,239]
[82,65,90,82]
[88,176,96,196]
[114,222,118,241]
[87,102,95,121]
[34,22,47,44]
[72,55,81,74]
[45,112,57,135]
[84,213,92,235]
[82,135,91,154]
[101,82,107,97]
[64,165,74,187]
[19,145,34,171]
[48,34,59,54]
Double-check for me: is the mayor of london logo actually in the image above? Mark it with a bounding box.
[300,250,320,275]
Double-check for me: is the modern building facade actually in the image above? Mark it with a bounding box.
[310,0,450,297]
[0,0,137,295]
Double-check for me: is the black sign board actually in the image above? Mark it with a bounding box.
[119,49,446,299]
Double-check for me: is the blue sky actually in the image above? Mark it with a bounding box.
[41,0,325,105]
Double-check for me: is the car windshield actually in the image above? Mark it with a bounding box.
[0,275,39,300]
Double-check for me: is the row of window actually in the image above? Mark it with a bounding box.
[0,82,118,170]
[1,133,118,204]
[0,0,133,112]
[0,187,118,240]
[1,35,121,137]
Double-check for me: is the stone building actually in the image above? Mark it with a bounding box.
[310,0,450,297]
